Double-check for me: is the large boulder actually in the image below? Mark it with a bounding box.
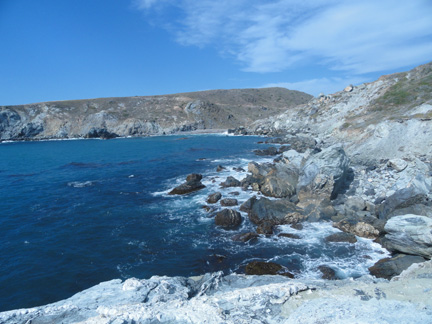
[297,145,350,201]
[384,214,432,259]
[168,174,205,195]
[333,216,385,239]
[369,254,426,279]
[215,209,242,229]
[220,176,241,188]
[246,197,304,226]
[207,192,222,204]
[220,198,238,207]
[260,164,299,198]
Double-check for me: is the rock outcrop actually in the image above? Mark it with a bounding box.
[168,174,205,195]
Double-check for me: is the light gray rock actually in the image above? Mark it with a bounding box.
[297,145,350,200]
[384,214,432,258]
[1,262,432,324]
[388,158,408,172]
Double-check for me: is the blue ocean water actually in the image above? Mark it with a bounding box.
[0,135,387,312]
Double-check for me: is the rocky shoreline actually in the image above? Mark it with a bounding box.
[1,62,431,323]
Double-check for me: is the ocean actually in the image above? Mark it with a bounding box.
[0,134,387,312]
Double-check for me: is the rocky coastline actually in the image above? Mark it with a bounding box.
[1,62,431,323]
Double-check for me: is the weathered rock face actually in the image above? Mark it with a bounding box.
[297,145,350,201]
[260,164,299,198]
[0,87,312,140]
[333,217,384,239]
[369,254,426,279]
[384,214,432,259]
[168,173,205,195]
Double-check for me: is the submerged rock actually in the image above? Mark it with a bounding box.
[168,173,205,195]
[245,261,293,277]
[318,265,338,280]
[232,232,259,243]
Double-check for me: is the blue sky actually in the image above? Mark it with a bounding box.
[1,0,431,105]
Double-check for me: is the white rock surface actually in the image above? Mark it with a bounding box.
[1,262,432,323]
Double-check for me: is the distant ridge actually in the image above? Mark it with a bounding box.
[0,87,312,141]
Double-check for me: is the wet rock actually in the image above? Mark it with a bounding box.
[278,233,301,239]
[168,173,205,195]
[201,205,216,213]
[291,223,303,230]
[215,209,242,229]
[325,232,357,244]
[384,214,432,258]
[318,265,338,280]
[216,165,225,172]
[256,222,274,235]
[245,261,293,277]
[220,198,238,207]
[247,197,304,226]
[207,192,222,204]
[229,191,240,196]
[369,254,426,279]
[220,176,241,187]
[232,232,259,243]
[297,145,350,201]
[254,146,279,156]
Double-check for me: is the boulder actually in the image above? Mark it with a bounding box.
[369,254,426,279]
[215,209,242,229]
[247,197,304,226]
[333,216,385,239]
[232,232,259,243]
[220,176,241,188]
[168,174,205,195]
[216,165,225,172]
[207,192,222,204]
[282,149,305,170]
[297,145,350,201]
[260,164,299,198]
[220,198,238,207]
[285,135,317,153]
[318,265,337,280]
[384,214,432,259]
[245,261,293,277]
[325,232,357,244]
[387,159,408,172]
[254,147,279,156]
[256,222,274,235]
[344,84,354,92]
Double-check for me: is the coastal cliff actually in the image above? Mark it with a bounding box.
[0,88,311,141]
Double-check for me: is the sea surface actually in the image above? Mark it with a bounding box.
[0,135,387,312]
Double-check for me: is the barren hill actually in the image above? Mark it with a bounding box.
[0,88,312,141]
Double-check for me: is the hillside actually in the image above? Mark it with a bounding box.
[249,62,432,164]
[0,88,312,141]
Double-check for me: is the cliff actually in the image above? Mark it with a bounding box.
[0,88,312,141]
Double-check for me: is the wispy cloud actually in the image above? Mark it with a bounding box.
[134,0,432,75]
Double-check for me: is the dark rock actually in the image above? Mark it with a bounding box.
[369,254,426,280]
[215,209,242,229]
[291,223,303,230]
[247,197,304,226]
[240,196,257,213]
[232,232,259,243]
[245,261,293,277]
[207,192,222,204]
[220,198,238,207]
[285,135,317,153]
[85,127,118,139]
[201,205,216,213]
[229,191,240,196]
[216,165,225,172]
[256,222,274,235]
[318,265,338,280]
[168,173,205,195]
[254,146,279,156]
[278,233,301,239]
[277,145,291,154]
[260,164,299,198]
[18,122,44,138]
[325,232,357,244]
[233,167,245,172]
[221,176,241,187]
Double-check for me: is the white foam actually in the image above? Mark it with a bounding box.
[67,181,94,188]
